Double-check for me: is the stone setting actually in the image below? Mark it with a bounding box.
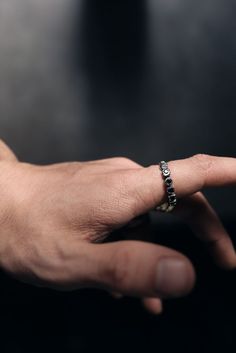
[167,186,174,194]
[163,169,170,177]
[165,177,173,186]
[156,161,177,213]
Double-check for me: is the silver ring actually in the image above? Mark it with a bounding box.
[156,161,177,213]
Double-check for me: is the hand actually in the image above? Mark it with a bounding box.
[0,139,235,316]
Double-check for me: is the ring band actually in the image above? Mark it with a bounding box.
[156,161,177,213]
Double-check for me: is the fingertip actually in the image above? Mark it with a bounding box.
[142,298,163,315]
[207,236,236,270]
[214,252,236,270]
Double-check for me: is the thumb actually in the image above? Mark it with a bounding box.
[0,139,18,161]
[83,241,195,298]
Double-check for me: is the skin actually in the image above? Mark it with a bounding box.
[0,139,236,315]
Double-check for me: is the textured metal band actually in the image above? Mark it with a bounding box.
[156,161,177,213]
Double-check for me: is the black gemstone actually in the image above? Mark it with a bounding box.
[168,194,176,203]
[165,177,172,186]
[167,187,174,194]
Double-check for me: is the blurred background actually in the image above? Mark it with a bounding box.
[0,0,236,352]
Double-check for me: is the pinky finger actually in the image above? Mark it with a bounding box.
[110,291,124,299]
[110,292,163,315]
[142,298,163,315]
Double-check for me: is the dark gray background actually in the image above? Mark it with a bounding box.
[0,1,236,352]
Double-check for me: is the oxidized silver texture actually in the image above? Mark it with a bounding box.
[156,161,177,213]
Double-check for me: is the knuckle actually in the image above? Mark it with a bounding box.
[117,168,153,216]
[112,157,138,168]
[118,174,145,215]
[111,170,131,198]
[0,138,7,147]
[65,161,83,179]
[191,153,214,178]
[68,161,82,171]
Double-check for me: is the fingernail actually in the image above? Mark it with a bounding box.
[156,257,195,297]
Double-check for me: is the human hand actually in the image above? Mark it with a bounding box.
[0,139,235,315]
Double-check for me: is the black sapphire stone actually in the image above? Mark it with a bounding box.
[165,177,172,186]
[167,186,174,194]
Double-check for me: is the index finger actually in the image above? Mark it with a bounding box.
[126,154,236,216]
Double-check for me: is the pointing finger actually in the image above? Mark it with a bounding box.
[123,154,236,217]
